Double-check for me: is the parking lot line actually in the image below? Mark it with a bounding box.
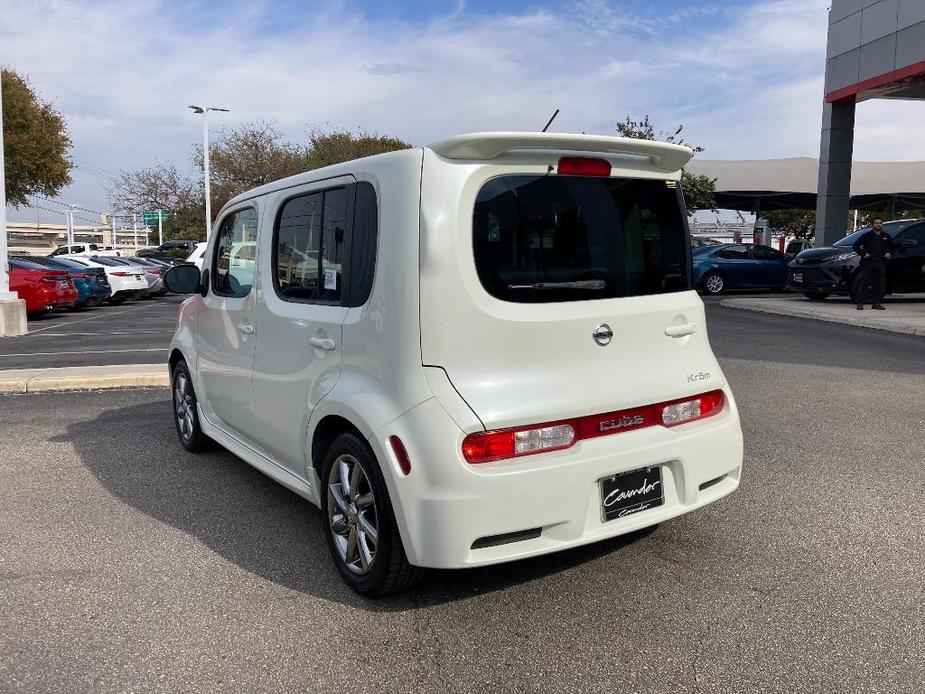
[0,348,168,358]
[26,330,172,337]
[22,304,157,336]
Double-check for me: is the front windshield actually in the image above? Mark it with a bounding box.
[834,222,907,247]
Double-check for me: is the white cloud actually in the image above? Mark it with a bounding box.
[5,0,918,221]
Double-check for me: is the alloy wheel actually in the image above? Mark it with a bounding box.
[705,274,724,294]
[327,454,379,575]
[174,372,195,441]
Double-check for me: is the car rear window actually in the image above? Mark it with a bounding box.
[9,258,47,271]
[89,257,123,267]
[473,175,689,303]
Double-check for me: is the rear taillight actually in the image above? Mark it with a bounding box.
[146,268,162,275]
[557,156,612,177]
[462,390,725,464]
[71,273,89,279]
[111,271,130,277]
[462,424,576,464]
[660,391,724,426]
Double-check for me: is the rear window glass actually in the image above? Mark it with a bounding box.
[9,258,47,270]
[473,175,689,303]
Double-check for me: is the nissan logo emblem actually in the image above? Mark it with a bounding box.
[593,324,613,346]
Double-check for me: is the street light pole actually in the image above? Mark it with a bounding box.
[0,70,10,298]
[189,105,229,242]
[202,110,211,240]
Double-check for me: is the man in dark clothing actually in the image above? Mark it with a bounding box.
[852,218,893,310]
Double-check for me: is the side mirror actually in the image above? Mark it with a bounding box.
[164,264,203,294]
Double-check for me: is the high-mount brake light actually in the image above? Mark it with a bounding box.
[557,157,612,177]
[462,390,725,464]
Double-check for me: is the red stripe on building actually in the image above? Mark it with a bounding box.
[826,58,925,103]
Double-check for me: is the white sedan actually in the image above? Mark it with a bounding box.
[60,255,148,304]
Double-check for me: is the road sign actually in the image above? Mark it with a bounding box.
[141,211,169,226]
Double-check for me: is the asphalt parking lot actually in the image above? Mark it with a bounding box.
[0,296,184,370]
[1,306,923,693]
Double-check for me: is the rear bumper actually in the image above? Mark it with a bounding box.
[373,390,743,569]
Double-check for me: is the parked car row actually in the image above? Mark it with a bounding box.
[786,219,925,301]
[7,251,180,316]
[691,220,925,297]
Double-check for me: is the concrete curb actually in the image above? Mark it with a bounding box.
[721,298,925,337]
[0,363,169,394]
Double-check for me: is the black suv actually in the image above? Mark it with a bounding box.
[786,219,925,301]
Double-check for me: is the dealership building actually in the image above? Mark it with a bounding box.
[817,0,925,245]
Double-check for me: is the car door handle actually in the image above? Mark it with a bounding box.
[309,336,336,351]
[665,323,697,338]
[237,324,254,335]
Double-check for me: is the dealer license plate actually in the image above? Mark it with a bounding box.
[600,466,664,522]
[792,273,803,283]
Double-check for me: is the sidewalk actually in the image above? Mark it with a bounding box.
[0,363,169,394]
[721,294,925,336]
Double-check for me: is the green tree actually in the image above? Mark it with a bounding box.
[1,68,72,207]
[114,162,205,241]
[305,127,412,170]
[615,114,716,212]
[116,123,412,238]
[764,209,816,239]
[195,121,312,213]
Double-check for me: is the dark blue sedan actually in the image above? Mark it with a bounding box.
[692,244,789,295]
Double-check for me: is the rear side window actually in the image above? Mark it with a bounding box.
[347,182,378,307]
[750,245,784,260]
[717,247,749,260]
[275,188,346,303]
[273,183,377,306]
[213,207,258,298]
[473,176,689,303]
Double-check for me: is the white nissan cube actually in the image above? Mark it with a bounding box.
[164,132,744,596]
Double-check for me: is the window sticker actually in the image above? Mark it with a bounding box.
[324,268,337,290]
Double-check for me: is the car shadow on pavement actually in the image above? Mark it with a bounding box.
[62,399,656,611]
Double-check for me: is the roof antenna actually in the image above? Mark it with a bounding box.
[541,108,560,133]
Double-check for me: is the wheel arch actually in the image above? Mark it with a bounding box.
[310,414,367,485]
[168,347,186,375]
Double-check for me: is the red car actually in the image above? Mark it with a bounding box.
[8,257,79,314]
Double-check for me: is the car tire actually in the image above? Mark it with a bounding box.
[171,360,212,453]
[108,296,126,305]
[321,432,423,597]
[701,271,725,295]
[803,291,829,300]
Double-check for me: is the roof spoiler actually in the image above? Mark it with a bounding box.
[427,132,693,172]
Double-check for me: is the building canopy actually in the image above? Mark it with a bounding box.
[685,157,925,212]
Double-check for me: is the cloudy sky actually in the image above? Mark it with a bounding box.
[4,0,925,223]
